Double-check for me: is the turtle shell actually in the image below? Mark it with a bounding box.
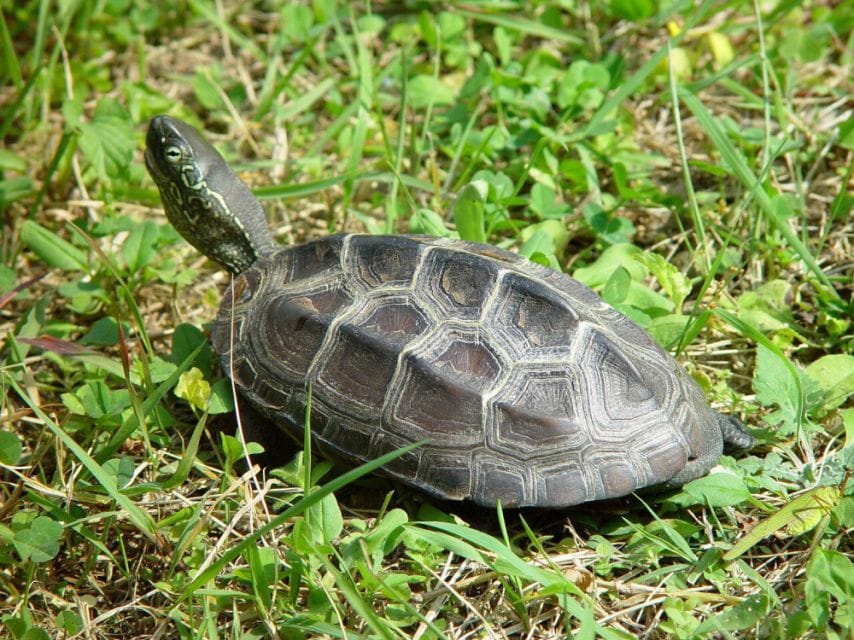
[211,234,722,508]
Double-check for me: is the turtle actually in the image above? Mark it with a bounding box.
[144,115,753,508]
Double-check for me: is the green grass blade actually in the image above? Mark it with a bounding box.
[7,375,159,542]
[254,170,433,200]
[577,0,719,141]
[188,0,264,60]
[678,88,838,299]
[455,9,583,46]
[715,308,804,430]
[0,6,22,89]
[95,343,205,463]
[182,442,423,595]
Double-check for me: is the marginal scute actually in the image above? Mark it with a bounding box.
[542,466,588,507]
[251,381,290,411]
[597,460,639,498]
[231,267,260,306]
[643,441,687,480]
[474,460,527,508]
[364,432,424,481]
[416,452,473,501]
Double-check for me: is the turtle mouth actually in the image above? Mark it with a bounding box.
[144,116,170,179]
[143,146,165,183]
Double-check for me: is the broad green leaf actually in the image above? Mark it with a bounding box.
[624,281,673,315]
[146,356,178,384]
[0,430,22,465]
[609,0,654,21]
[736,280,800,336]
[20,221,87,271]
[0,148,27,172]
[193,67,223,110]
[122,220,159,273]
[572,243,645,288]
[556,60,609,111]
[453,180,487,243]
[752,344,803,434]
[647,314,691,349]
[695,593,768,634]
[20,627,51,640]
[170,322,212,375]
[353,508,410,567]
[77,98,135,186]
[529,183,570,219]
[12,516,62,563]
[805,354,854,412]
[175,367,211,412]
[209,378,236,414]
[65,381,131,419]
[519,226,564,270]
[519,220,569,259]
[682,473,750,507]
[842,408,854,448]
[603,267,631,305]
[80,316,122,346]
[219,433,263,470]
[280,3,314,42]
[493,26,512,65]
[55,611,83,635]
[307,492,344,545]
[805,549,854,632]
[407,75,455,109]
[637,251,692,312]
[706,31,735,68]
[0,265,14,294]
[0,176,33,205]
[102,456,136,490]
[723,485,841,561]
[472,169,514,201]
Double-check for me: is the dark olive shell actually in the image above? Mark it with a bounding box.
[212,234,722,508]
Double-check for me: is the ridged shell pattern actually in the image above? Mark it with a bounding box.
[212,235,721,507]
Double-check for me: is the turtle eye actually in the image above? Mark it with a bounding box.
[164,145,183,163]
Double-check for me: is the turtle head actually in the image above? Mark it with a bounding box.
[145,115,274,274]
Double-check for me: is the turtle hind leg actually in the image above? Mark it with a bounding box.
[716,412,754,452]
[657,413,753,490]
[663,436,723,487]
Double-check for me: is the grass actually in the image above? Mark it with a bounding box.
[1,1,852,638]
